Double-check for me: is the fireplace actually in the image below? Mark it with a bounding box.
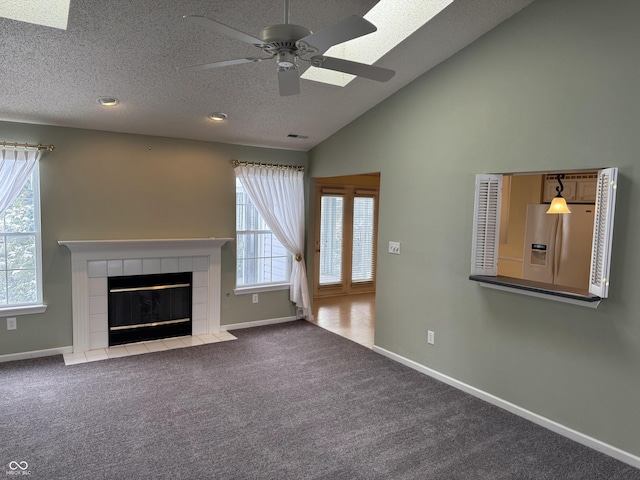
[58,238,233,353]
[108,272,193,346]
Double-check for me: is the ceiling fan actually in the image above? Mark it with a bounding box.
[179,0,395,96]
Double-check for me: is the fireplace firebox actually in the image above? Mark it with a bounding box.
[108,272,192,346]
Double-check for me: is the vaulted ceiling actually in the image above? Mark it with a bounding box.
[0,0,534,151]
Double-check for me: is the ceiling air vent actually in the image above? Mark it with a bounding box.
[287,134,309,139]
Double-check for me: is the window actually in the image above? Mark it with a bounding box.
[0,165,43,309]
[235,178,290,288]
[470,168,617,306]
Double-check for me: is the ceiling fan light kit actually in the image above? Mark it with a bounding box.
[179,1,395,97]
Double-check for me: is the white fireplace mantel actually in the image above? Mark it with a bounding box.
[59,238,232,353]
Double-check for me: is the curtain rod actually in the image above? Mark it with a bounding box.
[230,159,304,171]
[1,141,55,152]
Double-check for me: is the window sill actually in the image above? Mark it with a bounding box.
[234,283,290,296]
[0,304,48,317]
[469,275,601,308]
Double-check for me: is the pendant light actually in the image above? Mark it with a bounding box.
[546,173,571,214]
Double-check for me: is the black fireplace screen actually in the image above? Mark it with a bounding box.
[108,272,192,346]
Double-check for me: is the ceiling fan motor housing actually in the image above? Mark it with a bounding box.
[259,23,312,59]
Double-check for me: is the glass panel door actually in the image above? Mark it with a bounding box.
[315,184,378,298]
[352,196,375,283]
[319,195,344,286]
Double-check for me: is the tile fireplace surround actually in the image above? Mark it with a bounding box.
[59,238,232,354]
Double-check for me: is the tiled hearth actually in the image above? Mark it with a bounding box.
[59,238,232,354]
[63,331,237,365]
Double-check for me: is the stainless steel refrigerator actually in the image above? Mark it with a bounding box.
[522,204,595,290]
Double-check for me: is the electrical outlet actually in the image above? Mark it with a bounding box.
[7,317,17,330]
[252,293,259,304]
[427,330,435,345]
[388,241,401,255]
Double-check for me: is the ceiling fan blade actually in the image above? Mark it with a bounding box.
[310,55,395,82]
[178,57,267,71]
[183,15,265,46]
[296,16,376,54]
[278,68,300,96]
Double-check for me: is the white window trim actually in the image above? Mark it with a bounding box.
[234,283,291,296]
[0,304,47,316]
[470,168,618,306]
[34,162,44,305]
[0,162,46,311]
[235,178,292,290]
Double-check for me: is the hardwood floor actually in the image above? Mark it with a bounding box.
[310,293,375,348]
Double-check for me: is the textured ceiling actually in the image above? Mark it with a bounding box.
[0,0,534,151]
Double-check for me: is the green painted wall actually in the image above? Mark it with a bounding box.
[0,122,306,355]
[309,0,640,457]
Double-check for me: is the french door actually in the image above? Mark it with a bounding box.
[314,185,378,297]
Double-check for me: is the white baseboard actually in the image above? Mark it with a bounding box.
[0,346,73,363]
[373,345,640,470]
[0,317,300,361]
[220,316,298,331]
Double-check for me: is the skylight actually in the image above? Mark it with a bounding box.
[0,0,70,30]
[301,0,454,87]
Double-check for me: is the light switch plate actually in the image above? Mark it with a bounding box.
[388,241,401,255]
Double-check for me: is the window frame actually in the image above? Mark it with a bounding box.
[0,163,46,316]
[469,168,618,307]
[234,178,292,294]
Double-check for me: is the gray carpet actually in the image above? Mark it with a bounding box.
[1,320,639,479]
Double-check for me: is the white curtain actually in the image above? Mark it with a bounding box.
[235,165,310,318]
[0,147,40,215]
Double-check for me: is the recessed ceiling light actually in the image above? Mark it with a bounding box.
[97,97,119,106]
[209,112,228,122]
[302,0,454,87]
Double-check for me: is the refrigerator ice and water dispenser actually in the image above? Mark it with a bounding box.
[529,243,548,266]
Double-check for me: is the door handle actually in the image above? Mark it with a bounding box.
[554,216,562,280]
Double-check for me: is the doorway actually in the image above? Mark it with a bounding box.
[314,175,379,297]
[311,173,379,347]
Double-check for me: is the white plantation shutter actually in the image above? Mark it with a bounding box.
[589,167,618,298]
[471,174,502,276]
